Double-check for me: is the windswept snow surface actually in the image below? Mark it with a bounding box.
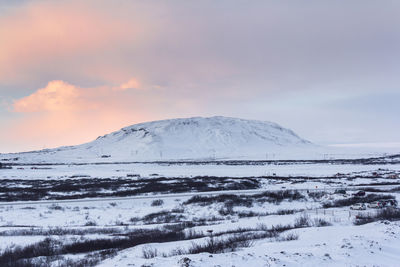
[1,116,317,163]
[99,221,400,267]
[1,160,400,266]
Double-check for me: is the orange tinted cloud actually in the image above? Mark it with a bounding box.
[14,81,85,112]
[13,78,145,113]
[13,78,144,113]
[3,76,205,153]
[6,79,158,150]
[4,77,204,152]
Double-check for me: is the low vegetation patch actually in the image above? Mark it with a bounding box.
[308,191,327,200]
[187,234,254,254]
[276,232,299,242]
[0,225,195,267]
[0,213,332,266]
[184,190,305,208]
[294,214,312,228]
[253,190,305,204]
[169,219,322,257]
[354,208,400,225]
[143,210,185,224]
[0,176,261,201]
[313,218,332,227]
[323,194,395,208]
[0,227,122,236]
[184,194,253,207]
[151,199,164,206]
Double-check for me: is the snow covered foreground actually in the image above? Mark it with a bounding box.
[100,221,400,267]
[1,161,400,266]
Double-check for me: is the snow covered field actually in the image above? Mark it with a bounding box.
[3,160,400,180]
[0,157,400,266]
[103,222,400,267]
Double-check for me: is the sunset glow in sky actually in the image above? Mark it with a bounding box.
[1,0,400,152]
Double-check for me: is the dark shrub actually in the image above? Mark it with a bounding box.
[184,194,253,207]
[277,233,299,241]
[276,209,300,215]
[334,189,346,194]
[323,194,395,208]
[188,234,253,254]
[184,190,304,208]
[0,238,61,266]
[294,214,311,228]
[48,204,64,211]
[254,190,304,203]
[354,208,400,225]
[218,206,234,216]
[151,199,164,206]
[313,218,332,227]
[308,191,327,199]
[142,246,158,259]
[143,211,185,223]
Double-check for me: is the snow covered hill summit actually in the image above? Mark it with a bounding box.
[2,116,317,163]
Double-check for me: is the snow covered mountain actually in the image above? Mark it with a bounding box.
[2,116,316,163]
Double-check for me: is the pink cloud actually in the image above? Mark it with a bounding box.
[14,81,85,112]
[0,1,140,84]
[13,79,143,113]
[4,78,199,151]
[113,78,140,91]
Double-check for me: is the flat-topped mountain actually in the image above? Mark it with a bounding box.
[1,116,315,163]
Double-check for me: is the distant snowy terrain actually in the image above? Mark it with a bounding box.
[1,116,398,164]
[0,116,318,163]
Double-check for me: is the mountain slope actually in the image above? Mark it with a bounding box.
[2,116,316,162]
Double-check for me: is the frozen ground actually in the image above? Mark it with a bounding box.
[3,161,400,180]
[0,159,399,266]
[100,221,400,267]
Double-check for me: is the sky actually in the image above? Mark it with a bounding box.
[0,0,400,153]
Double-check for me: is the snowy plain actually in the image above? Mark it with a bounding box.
[0,159,400,266]
[1,117,400,266]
